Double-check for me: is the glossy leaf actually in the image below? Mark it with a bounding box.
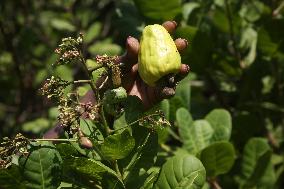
[239,27,258,67]
[0,165,25,189]
[182,2,200,22]
[205,109,232,142]
[122,127,158,188]
[124,96,144,123]
[154,154,206,189]
[240,138,273,188]
[176,107,193,131]
[175,74,191,110]
[62,156,121,187]
[84,22,101,43]
[179,119,213,155]
[22,118,50,134]
[100,129,135,160]
[199,141,235,177]
[19,142,63,189]
[50,18,75,32]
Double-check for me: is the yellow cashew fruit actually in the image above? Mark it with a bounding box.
[138,24,181,86]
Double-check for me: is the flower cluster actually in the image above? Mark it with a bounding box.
[58,99,100,134]
[95,54,119,67]
[75,102,100,121]
[40,76,69,101]
[54,34,83,65]
[0,133,29,169]
[57,98,81,134]
[139,110,171,130]
[95,55,121,87]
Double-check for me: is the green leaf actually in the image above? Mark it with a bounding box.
[19,142,63,189]
[84,22,101,43]
[124,96,144,123]
[240,138,273,188]
[199,141,235,177]
[50,18,75,32]
[133,0,182,21]
[239,1,264,22]
[257,163,276,189]
[205,109,232,142]
[100,129,135,160]
[121,127,158,188]
[261,75,275,94]
[239,27,258,67]
[140,168,160,189]
[0,165,26,189]
[175,74,191,110]
[127,128,158,170]
[211,9,229,33]
[102,174,125,189]
[88,39,121,56]
[175,26,213,73]
[157,100,170,143]
[176,107,193,131]
[257,28,279,57]
[62,156,120,187]
[154,154,206,189]
[53,65,73,81]
[182,2,200,22]
[56,143,79,159]
[178,118,213,155]
[67,119,102,160]
[22,118,50,134]
[169,96,186,121]
[160,99,170,120]
[77,84,91,97]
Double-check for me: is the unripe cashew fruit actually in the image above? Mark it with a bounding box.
[138,24,181,86]
[103,87,127,117]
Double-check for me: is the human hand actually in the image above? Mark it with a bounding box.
[118,21,190,109]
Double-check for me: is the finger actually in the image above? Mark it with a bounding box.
[119,36,139,70]
[175,64,190,83]
[145,86,176,109]
[161,87,175,99]
[122,64,139,92]
[179,64,190,75]
[175,38,189,52]
[162,21,177,33]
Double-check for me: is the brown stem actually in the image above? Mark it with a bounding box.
[208,178,222,189]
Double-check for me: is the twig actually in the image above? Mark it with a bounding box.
[109,112,161,134]
[98,76,109,90]
[273,1,284,17]
[208,178,222,189]
[73,80,91,84]
[79,55,100,101]
[33,138,77,142]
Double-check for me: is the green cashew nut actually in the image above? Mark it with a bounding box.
[103,87,127,117]
[138,24,181,86]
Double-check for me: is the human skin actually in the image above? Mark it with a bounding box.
[43,21,189,139]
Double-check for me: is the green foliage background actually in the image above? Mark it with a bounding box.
[0,0,284,188]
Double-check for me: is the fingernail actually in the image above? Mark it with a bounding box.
[180,64,190,74]
[171,21,177,27]
[183,39,189,47]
